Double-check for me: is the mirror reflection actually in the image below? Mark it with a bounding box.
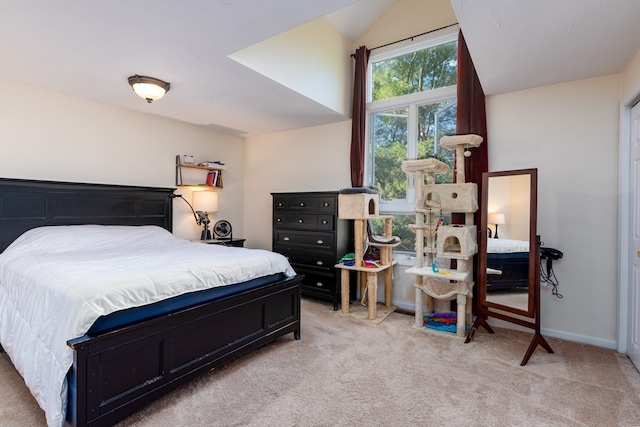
[484,173,531,313]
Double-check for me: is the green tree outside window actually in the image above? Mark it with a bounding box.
[367,36,458,253]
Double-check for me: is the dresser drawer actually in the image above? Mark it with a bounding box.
[295,267,336,298]
[273,213,335,231]
[316,196,336,214]
[287,196,336,213]
[277,249,336,271]
[274,230,334,251]
[285,213,317,229]
[273,212,286,228]
[274,212,311,229]
[273,196,287,211]
[316,214,334,230]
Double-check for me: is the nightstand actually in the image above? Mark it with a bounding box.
[195,238,245,247]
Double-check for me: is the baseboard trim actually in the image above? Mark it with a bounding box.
[382,300,619,351]
[541,327,617,350]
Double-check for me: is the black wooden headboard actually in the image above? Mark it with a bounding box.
[0,178,175,252]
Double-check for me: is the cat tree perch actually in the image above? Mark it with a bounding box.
[402,134,483,337]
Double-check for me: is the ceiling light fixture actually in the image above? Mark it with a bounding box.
[127,74,170,103]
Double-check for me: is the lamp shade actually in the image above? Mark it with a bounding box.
[128,75,170,103]
[192,191,218,213]
[487,213,505,225]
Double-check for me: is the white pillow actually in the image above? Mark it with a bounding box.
[2,225,180,255]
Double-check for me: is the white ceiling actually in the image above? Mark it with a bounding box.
[451,0,640,96]
[1,0,639,137]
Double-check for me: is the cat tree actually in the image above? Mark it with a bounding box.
[402,134,483,337]
[336,191,400,323]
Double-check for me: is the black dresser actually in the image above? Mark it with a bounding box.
[271,191,352,310]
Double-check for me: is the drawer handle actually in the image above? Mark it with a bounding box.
[278,202,284,207]
[276,218,282,222]
[316,239,324,244]
[300,202,305,207]
[323,202,329,207]
[298,219,304,223]
[322,220,328,225]
[316,260,324,266]
[284,237,290,241]
[316,282,323,287]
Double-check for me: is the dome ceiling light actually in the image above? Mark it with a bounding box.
[127,74,170,103]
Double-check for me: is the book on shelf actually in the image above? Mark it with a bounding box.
[206,170,221,187]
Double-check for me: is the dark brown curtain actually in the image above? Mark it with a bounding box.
[350,46,371,188]
[456,30,488,188]
[456,30,488,314]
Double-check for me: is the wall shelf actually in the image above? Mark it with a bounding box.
[175,155,224,188]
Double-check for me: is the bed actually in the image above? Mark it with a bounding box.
[0,178,302,427]
[485,238,530,291]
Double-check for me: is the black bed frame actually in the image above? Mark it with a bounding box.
[0,178,302,427]
[486,252,529,291]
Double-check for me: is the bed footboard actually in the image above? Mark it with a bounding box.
[67,275,302,427]
[486,253,529,290]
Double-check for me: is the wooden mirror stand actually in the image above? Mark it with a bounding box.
[465,168,554,365]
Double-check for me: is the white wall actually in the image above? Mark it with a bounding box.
[231,17,352,117]
[486,74,622,348]
[622,49,640,98]
[0,78,246,240]
[243,120,352,250]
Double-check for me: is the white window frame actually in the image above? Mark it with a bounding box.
[365,25,459,215]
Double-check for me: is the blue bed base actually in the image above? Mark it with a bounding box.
[87,273,287,335]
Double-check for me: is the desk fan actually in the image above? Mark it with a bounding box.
[213,220,232,240]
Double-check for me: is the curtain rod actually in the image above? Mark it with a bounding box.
[352,22,459,57]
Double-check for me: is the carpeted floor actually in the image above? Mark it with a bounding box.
[1,298,639,426]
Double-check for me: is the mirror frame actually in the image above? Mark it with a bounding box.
[478,168,537,318]
[467,168,553,365]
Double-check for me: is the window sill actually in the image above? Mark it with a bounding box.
[393,252,416,267]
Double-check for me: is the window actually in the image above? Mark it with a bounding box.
[365,26,458,253]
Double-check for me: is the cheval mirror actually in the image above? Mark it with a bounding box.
[465,168,554,365]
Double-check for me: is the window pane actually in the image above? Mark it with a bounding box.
[417,99,456,183]
[371,108,408,201]
[370,214,415,253]
[366,31,458,256]
[371,41,457,102]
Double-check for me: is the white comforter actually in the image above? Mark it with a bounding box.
[487,238,529,253]
[0,225,295,427]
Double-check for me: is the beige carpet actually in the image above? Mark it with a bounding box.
[1,298,639,427]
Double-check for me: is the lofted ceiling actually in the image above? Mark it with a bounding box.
[450,0,640,96]
[1,0,639,137]
[0,0,386,136]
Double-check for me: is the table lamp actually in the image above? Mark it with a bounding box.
[488,213,505,239]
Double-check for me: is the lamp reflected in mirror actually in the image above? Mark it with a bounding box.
[487,213,505,238]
